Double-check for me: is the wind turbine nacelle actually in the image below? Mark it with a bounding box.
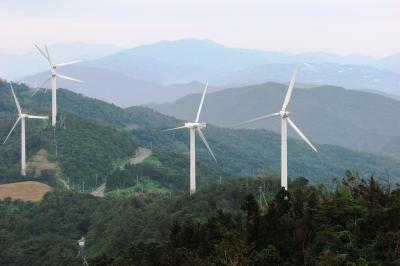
[185,122,206,129]
[279,110,290,118]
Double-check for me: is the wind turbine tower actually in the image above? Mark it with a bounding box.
[235,65,318,190]
[164,83,217,194]
[3,83,48,176]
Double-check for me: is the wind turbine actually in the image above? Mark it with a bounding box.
[34,44,83,127]
[3,83,48,176]
[235,65,318,190]
[164,83,217,194]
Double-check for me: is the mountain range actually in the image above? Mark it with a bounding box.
[149,82,400,159]
[1,80,400,190]
[17,39,400,106]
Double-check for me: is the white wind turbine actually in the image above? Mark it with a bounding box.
[3,83,48,176]
[235,65,318,190]
[164,83,217,194]
[34,44,83,127]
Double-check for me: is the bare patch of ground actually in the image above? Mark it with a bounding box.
[129,147,152,165]
[26,149,59,176]
[0,181,52,202]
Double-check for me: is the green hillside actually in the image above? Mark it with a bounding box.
[0,81,227,191]
[1,174,400,265]
[0,112,137,188]
[148,82,400,158]
[1,80,400,190]
[125,106,400,185]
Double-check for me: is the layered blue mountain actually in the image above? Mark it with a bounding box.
[19,39,400,106]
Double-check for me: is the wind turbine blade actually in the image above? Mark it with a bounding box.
[196,128,217,163]
[10,83,22,114]
[162,125,188,132]
[195,83,208,123]
[31,88,41,97]
[27,115,48,120]
[34,44,50,62]
[38,76,52,88]
[44,44,53,65]
[232,112,280,127]
[56,60,80,67]
[56,74,83,83]
[3,117,21,144]
[282,64,300,111]
[32,76,52,96]
[287,117,318,152]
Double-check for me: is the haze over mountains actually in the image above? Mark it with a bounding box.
[149,82,400,159]
[0,43,121,80]
[16,39,400,106]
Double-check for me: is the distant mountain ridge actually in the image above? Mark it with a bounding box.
[19,39,400,106]
[0,43,121,79]
[20,65,219,107]
[113,38,400,73]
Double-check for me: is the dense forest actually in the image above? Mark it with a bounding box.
[1,173,400,265]
[1,81,400,265]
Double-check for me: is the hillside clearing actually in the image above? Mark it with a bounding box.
[0,181,52,202]
[129,147,152,165]
[26,149,59,177]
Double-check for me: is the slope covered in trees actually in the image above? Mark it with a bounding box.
[1,80,400,189]
[0,81,226,191]
[1,174,400,265]
[148,82,400,158]
[0,112,137,188]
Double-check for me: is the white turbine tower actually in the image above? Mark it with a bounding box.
[235,65,318,190]
[34,44,83,127]
[164,83,217,194]
[3,83,48,176]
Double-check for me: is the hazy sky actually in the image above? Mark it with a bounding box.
[0,0,399,57]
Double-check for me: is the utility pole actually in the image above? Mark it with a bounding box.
[95,174,98,186]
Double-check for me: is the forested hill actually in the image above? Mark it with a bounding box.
[1,80,400,190]
[0,81,226,190]
[148,82,400,158]
[1,174,400,264]
[0,111,137,187]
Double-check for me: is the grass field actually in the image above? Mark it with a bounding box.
[0,181,52,202]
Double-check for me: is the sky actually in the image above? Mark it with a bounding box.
[0,0,399,57]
